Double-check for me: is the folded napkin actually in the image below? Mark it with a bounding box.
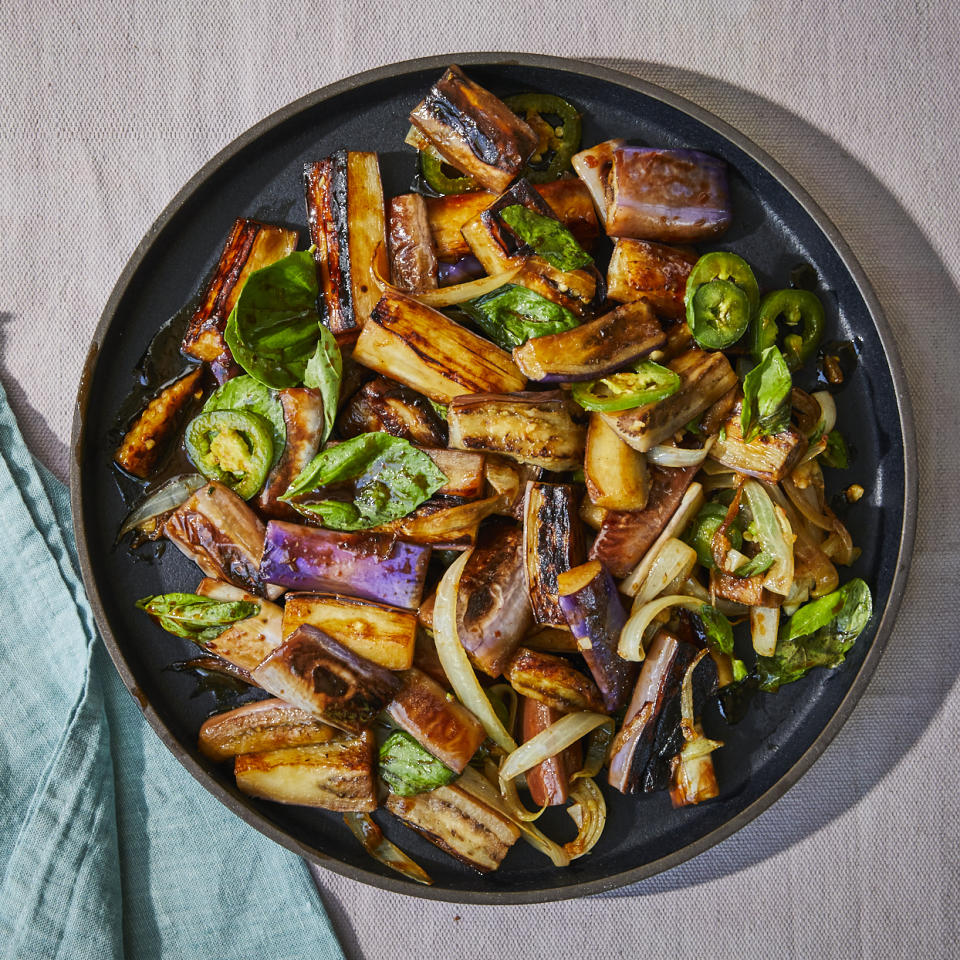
[0,383,345,960]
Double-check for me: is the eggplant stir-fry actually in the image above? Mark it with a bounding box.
[117,66,872,883]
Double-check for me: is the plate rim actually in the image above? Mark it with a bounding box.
[70,52,919,904]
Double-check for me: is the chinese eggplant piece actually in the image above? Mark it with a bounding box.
[194,578,283,671]
[385,667,487,773]
[447,391,587,471]
[520,697,583,807]
[408,65,537,193]
[164,480,283,599]
[606,239,697,320]
[368,495,503,548]
[583,414,650,512]
[571,138,624,221]
[709,401,808,483]
[352,291,527,403]
[260,520,430,609]
[198,698,337,761]
[336,377,448,447]
[281,593,418,671]
[304,151,388,344]
[512,299,666,383]
[385,781,521,873]
[388,193,438,293]
[234,732,378,812]
[252,625,399,734]
[504,646,603,713]
[181,218,298,367]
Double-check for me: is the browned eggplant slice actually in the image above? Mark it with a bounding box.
[257,386,325,520]
[199,698,337,761]
[114,368,203,479]
[523,482,586,625]
[304,150,388,344]
[600,348,738,452]
[521,697,583,807]
[368,495,503,548]
[385,781,521,873]
[504,646,603,713]
[352,291,527,403]
[418,448,486,500]
[388,193,439,293]
[336,376,447,446]
[483,456,542,520]
[606,239,698,320]
[447,391,586,471]
[455,519,533,677]
[409,65,537,193]
[251,624,400,734]
[194,578,283,671]
[386,667,486,773]
[571,138,625,221]
[234,732,377,812]
[584,413,650,511]
[710,401,808,483]
[164,480,282,599]
[181,218,298,363]
[281,593,418,671]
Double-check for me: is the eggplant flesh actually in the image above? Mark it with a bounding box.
[521,697,582,807]
[368,495,502,548]
[385,782,521,873]
[584,413,650,512]
[571,138,625,221]
[352,291,527,404]
[251,625,399,734]
[258,387,325,520]
[182,218,298,363]
[164,481,281,599]
[606,239,697,320]
[337,376,448,447]
[515,257,599,318]
[600,348,738,452]
[605,147,732,242]
[418,448,486,500]
[409,65,537,193]
[234,733,377,812]
[447,391,586,471]
[114,368,203,479]
[710,402,808,483]
[512,299,665,383]
[455,518,534,677]
[388,193,438,293]
[194,578,283,671]
[386,668,486,773]
[523,482,586,626]
[505,646,603,713]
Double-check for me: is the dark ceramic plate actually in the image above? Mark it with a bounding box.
[71,54,916,903]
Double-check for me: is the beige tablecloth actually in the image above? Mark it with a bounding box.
[3,3,959,958]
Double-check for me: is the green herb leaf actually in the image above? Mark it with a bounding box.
[756,579,872,691]
[280,432,447,531]
[820,430,849,469]
[733,550,775,578]
[224,250,323,389]
[379,731,457,796]
[498,204,593,271]
[136,593,259,644]
[203,374,286,468]
[740,345,792,442]
[428,399,449,420]
[460,283,579,351]
[303,325,343,443]
[697,605,735,657]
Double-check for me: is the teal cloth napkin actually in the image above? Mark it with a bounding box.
[0,384,345,960]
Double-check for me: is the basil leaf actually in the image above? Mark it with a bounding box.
[379,731,457,797]
[224,250,323,389]
[460,283,579,351]
[280,432,447,531]
[733,550,775,578]
[820,430,849,469]
[499,204,593,271]
[303,325,342,443]
[136,592,259,644]
[740,345,792,442]
[756,579,872,691]
[697,604,734,657]
[203,374,286,468]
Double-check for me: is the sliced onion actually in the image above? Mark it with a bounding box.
[750,605,780,656]
[570,718,615,783]
[679,733,724,762]
[799,436,828,464]
[343,812,433,886]
[701,472,739,493]
[812,390,837,437]
[742,480,794,597]
[618,595,705,661]
[499,711,611,785]
[563,778,606,859]
[630,538,698,608]
[680,648,709,741]
[499,765,548,823]
[117,473,205,540]
[676,576,749,618]
[646,437,714,468]
[487,683,519,736]
[434,551,517,753]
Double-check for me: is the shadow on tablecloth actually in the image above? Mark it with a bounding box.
[582,60,958,898]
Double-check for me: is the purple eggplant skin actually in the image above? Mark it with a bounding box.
[456,518,534,677]
[558,560,637,712]
[252,624,400,734]
[259,520,432,610]
[511,299,665,383]
[605,147,732,243]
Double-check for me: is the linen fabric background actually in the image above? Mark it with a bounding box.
[3,2,958,958]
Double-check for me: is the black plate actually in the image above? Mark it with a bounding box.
[70,54,917,903]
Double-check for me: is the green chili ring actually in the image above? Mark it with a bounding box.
[684,502,743,569]
[571,360,680,413]
[752,288,825,370]
[504,93,582,183]
[685,251,760,317]
[185,408,274,500]
[419,151,478,195]
[688,279,752,349]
